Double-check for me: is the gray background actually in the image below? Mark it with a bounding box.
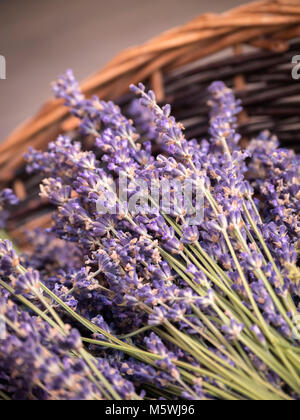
[0,0,249,141]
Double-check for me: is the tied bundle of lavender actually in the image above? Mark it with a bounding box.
[0,71,299,400]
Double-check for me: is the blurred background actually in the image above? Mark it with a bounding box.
[0,0,249,141]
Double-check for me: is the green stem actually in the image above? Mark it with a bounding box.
[0,390,11,400]
[117,325,153,339]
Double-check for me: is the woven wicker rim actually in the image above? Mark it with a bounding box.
[2,0,300,248]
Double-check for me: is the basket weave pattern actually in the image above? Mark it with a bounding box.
[1,0,300,247]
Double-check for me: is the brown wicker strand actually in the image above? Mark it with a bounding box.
[1,0,300,247]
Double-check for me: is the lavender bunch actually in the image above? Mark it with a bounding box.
[0,241,138,400]
[0,71,299,400]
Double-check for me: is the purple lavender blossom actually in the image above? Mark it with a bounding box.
[11,71,300,400]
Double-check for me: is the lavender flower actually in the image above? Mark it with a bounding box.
[1,71,297,401]
[222,320,244,341]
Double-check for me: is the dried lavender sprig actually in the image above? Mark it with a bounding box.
[21,73,300,399]
[0,228,296,398]
[38,144,294,384]
[0,236,290,400]
[37,256,300,398]
[134,83,298,298]
[1,281,106,398]
[0,248,142,400]
[131,82,297,317]
[129,83,300,385]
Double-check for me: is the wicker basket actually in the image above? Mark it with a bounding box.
[1,0,300,248]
